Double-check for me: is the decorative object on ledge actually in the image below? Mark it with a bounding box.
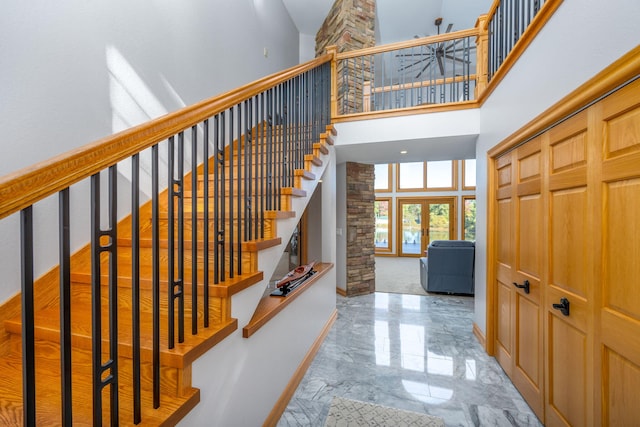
[271,261,316,297]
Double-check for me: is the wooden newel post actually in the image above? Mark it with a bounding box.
[363,81,371,112]
[475,14,489,99]
[326,45,339,119]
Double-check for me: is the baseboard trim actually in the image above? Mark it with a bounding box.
[336,287,347,297]
[262,309,338,427]
[473,322,487,350]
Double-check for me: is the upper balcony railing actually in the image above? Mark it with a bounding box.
[330,0,563,119]
[487,0,548,81]
[331,28,480,118]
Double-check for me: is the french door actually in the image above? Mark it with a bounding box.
[397,197,455,256]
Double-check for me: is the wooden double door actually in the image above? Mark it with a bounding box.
[492,79,640,425]
[397,197,455,257]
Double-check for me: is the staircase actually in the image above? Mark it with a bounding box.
[0,116,336,425]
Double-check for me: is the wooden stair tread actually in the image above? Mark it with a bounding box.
[5,305,238,369]
[0,341,199,426]
[68,246,264,296]
[116,236,281,252]
[294,169,316,180]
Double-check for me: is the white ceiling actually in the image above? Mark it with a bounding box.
[281,0,334,36]
[334,135,478,164]
[282,0,493,163]
[283,0,492,43]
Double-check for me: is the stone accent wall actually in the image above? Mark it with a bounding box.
[315,0,376,114]
[315,0,376,56]
[345,162,375,296]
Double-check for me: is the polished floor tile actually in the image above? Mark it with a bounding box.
[278,293,542,427]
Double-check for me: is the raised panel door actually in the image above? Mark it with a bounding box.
[512,138,544,419]
[545,110,592,427]
[598,79,640,426]
[494,153,515,374]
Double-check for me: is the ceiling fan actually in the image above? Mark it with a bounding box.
[397,17,471,79]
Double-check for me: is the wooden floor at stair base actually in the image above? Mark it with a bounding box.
[0,340,200,426]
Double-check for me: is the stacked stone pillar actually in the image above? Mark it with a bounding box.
[316,0,376,115]
[345,162,375,296]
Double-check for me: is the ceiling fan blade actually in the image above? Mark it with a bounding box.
[437,55,445,75]
[395,53,430,58]
[398,56,430,72]
[415,60,433,79]
[444,54,471,64]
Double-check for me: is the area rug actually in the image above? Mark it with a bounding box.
[375,256,427,296]
[324,397,444,427]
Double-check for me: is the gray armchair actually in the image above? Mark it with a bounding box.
[420,240,475,295]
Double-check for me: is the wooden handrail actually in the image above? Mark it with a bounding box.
[370,74,478,94]
[335,28,479,60]
[0,54,333,220]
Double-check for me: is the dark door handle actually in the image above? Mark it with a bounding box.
[513,280,530,294]
[552,297,570,316]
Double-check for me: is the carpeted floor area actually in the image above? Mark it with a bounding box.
[324,396,444,427]
[375,256,427,296]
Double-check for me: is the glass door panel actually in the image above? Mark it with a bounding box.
[428,203,451,244]
[375,199,391,251]
[398,198,456,257]
[400,202,423,255]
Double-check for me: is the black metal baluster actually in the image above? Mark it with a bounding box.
[295,75,299,178]
[151,144,160,408]
[380,53,386,110]
[266,89,273,212]
[168,136,175,347]
[236,103,243,275]
[59,188,72,426]
[191,125,198,335]
[20,206,36,427]
[107,166,119,427]
[177,133,185,344]
[278,81,291,199]
[90,168,119,427]
[203,119,210,327]
[131,154,142,424]
[215,113,226,283]
[277,83,283,210]
[228,108,234,279]
[464,37,471,101]
[259,92,265,239]
[244,99,252,242]
[167,135,185,348]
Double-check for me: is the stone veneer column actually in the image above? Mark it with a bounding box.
[315,0,375,55]
[345,162,375,296]
[315,0,376,114]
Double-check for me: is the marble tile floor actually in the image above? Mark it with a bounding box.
[278,293,542,427]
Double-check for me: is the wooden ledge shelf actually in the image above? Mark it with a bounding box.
[242,262,334,338]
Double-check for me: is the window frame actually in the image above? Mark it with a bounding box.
[396,162,426,192]
[425,160,458,191]
[374,197,393,253]
[374,163,393,193]
[462,195,476,241]
[462,159,477,191]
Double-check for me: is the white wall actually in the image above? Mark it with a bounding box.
[335,163,347,291]
[299,33,317,63]
[0,0,300,303]
[334,109,480,164]
[179,150,337,426]
[473,0,640,333]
